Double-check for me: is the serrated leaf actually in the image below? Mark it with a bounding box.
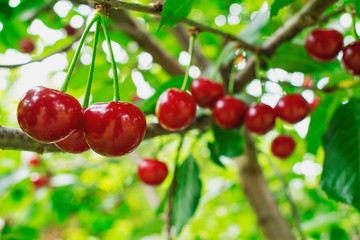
[270,0,296,17]
[159,0,197,30]
[355,0,360,18]
[321,98,360,210]
[306,95,341,154]
[173,155,201,234]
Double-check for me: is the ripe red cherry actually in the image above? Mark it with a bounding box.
[65,25,77,36]
[271,135,296,159]
[212,95,247,129]
[19,38,35,53]
[245,103,276,135]
[138,159,168,186]
[305,28,343,62]
[275,94,310,124]
[190,77,225,108]
[30,173,49,188]
[84,101,146,157]
[342,40,360,75]
[155,88,196,131]
[28,155,40,166]
[17,86,83,143]
[55,129,90,154]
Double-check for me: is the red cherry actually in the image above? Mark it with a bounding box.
[84,101,146,157]
[305,28,343,62]
[275,94,310,124]
[65,25,77,36]
[245,103,276,135]
[309,96,321,112]
[342,40,360,75]
[28,155,40,166]
[30,173,49,188]
[155,88,196,131]
[138,159,168,186]
[19,38,35,53]
[17,86,83,143]
[212,95,247,129]
[271,135,296,159]
[190,77,225,108]
[55,129,90,154]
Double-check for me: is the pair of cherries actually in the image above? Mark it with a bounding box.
[17,86,146,157]
[305,28,360,75]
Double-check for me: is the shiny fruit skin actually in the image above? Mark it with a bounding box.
[212,95,247,129]
[155,88,196,131]
[190,77,225,108]
[271,135,296,159]
[305,28,343,62]
[275,94,310,124]
[19,39,35,53]
[55,129,90,154]
[65,25,76,36]
[17,86,83,143]
[245,103,276,135]
[84,101,146,157]
[28,155,40,166]
[342,40,360,75]
[138,159,168,186]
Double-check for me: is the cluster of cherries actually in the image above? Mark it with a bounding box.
[305,28,360,75]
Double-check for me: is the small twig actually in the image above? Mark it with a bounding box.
[318,6,346,25]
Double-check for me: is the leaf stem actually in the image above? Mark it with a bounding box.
[61,15,99,92]
[181,34,196,91]
[101,15,120,101]
[83,19,101,109]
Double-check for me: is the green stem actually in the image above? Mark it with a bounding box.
[228,65,237,95]
[61,15,99,92]
[101,15,120,101]
[83,19,101,109]
[181,34,196,91]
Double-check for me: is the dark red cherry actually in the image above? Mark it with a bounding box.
[30,173,49,188]
[212,95,247,129]
[138,159,168,186]
[155,88,196,131]
[84,101,146,157]
[342,40,360,75]
[305,28,343,62]
[271,135,296,159]
[190,77,225,108]
[275,94,310,124]
[28,154,40,166]
[17,86,83,143]
[55,129,90,154]
[245,103,276,135]
[65,25,76,36]
[19,38,35,53]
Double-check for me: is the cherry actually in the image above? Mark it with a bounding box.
[342,40,360,75]
[65,25,77,36]
[55,129,90,154]
[155,88,196,131]
[30,173,49,188]
[190,77,225,108]
[17,86,83,143]
[19,38,35,54]
[245,103,276,135]
[305,28,343,62]
[309,96,321,113]
[275,94,310,124]
[138,159,168,186]
[271,135,296,159]
[84,101,146,157]
[28,154,40,166]
[212,95,247,129]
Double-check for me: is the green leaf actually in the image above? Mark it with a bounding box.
[159,0,198,30]
[355,0,360,18]
[306,95,341,154]
[321,98,360,210]
[270,0,296,17]
[173,155,201,234]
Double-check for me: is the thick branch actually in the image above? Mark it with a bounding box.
[0,115,212,153]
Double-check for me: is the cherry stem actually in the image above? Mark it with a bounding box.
[61,15,99,92]
[100,15,120,101]
[181,34,196,91]
[228,65,237,95]
[83,19,101,109]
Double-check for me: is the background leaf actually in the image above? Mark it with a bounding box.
[159,0,198,30]
[270,0,296,17]
[355,0,360,18]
